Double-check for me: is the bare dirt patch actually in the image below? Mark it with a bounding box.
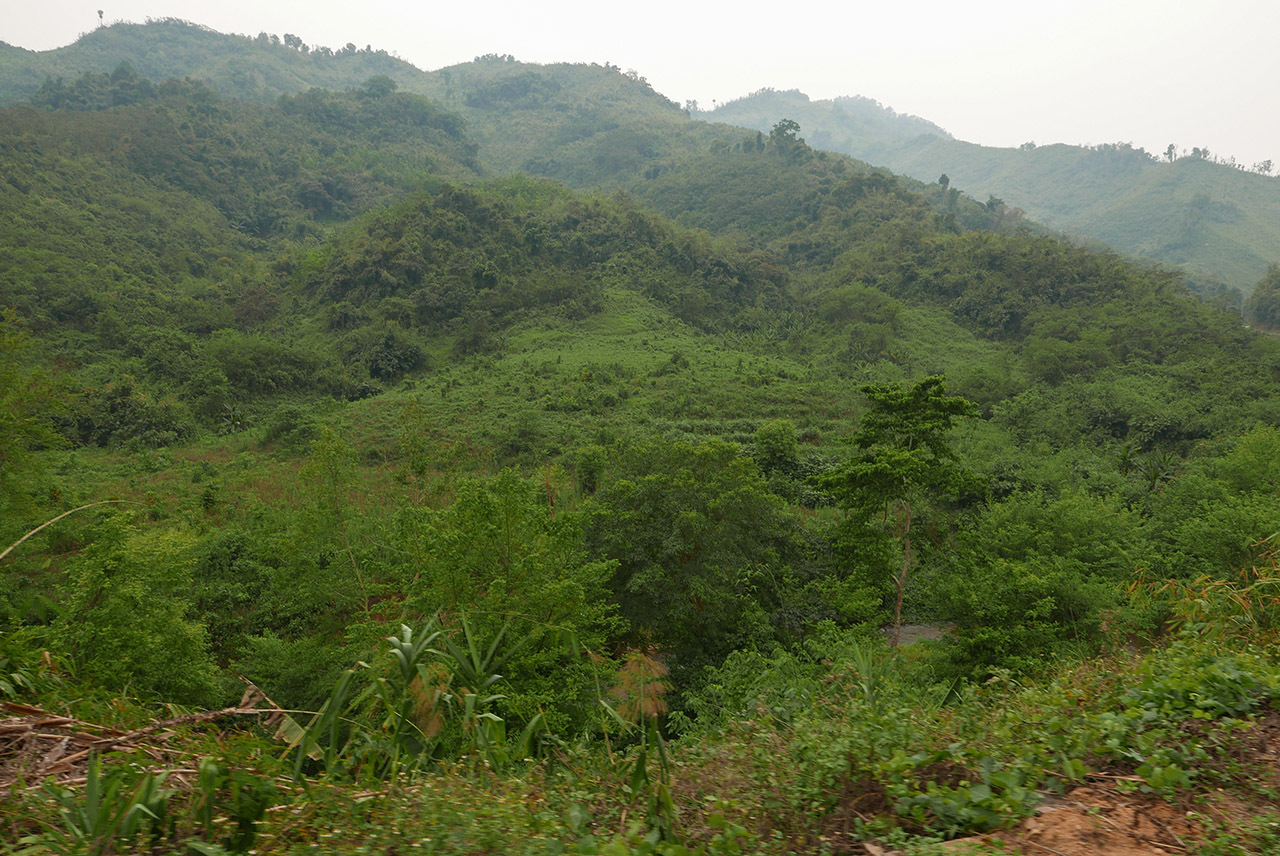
[951,785,1200,856]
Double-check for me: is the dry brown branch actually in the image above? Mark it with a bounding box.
[0,684,291,789]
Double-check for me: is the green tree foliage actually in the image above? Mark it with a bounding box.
[392,470,618,730]
[359,74,397,98]
[464,70,562,108]
[66,378,195,448]
[754,418,799,475]
[306,179,787,334]
[930,491,1138,675]
[191,529,276,663]
[30,61,158,109]
[585,438,796,676]
[1147,471,1280,583]
[768,118,811,162]
[340,323,425,381]
[821,376,978,644]
[205,332,327,396]
[1246,263,1280,331]
[936,554,1115,677]
[0,310,67,531]
[400,470,615,635]
[55,522,221,706]
[1215,425,1280,493]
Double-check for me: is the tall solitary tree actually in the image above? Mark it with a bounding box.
[820,376,978,645]
[768,118,809,162]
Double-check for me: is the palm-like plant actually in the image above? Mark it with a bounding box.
[431,614,547,768]
[284,613,553,781]
[40,753,172,855]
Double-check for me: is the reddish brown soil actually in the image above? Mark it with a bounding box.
[932,785,1200,855]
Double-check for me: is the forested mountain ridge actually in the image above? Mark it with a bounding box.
[0,20,700,185]
[708,88,1280,304]
[5,19,1280,856]
[0,19,1116,228]
[0,18,418,103]
[11,19,1279,311]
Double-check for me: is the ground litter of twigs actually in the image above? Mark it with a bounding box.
[0,684,285,791]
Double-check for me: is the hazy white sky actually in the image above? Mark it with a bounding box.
[6,0,1279,166]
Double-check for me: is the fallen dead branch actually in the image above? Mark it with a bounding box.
[0,682,288,789]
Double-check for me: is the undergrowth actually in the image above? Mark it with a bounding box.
[10,568,1280,855]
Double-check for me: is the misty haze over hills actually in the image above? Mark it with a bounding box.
[3,20,1277,303]
[707,88,1280,302]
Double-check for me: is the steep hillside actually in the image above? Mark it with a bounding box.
[709,89,1280,301]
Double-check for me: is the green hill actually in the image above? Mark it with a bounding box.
[5,20,1280,856]
[708,88,1280,301]
[0,21,710,187]
[17,20,1278,307]
[0,18,417,102]
[0,22,979,209]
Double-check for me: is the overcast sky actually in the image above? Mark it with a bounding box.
[6,0,1279,167]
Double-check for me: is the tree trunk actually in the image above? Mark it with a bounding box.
[892,500,911,648]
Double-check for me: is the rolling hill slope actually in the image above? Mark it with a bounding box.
[7,19,1280,855]
[708,88,1280,301]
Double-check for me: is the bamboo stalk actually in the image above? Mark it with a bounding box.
[0,500,142,563]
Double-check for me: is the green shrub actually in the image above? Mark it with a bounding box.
[584,438,797,680]
[1127,636,1280,720]
[68,378,195,448]
[935,555,1113,677]
[259,403,323,454]
[752,418,799,475]
[206,331,323,394]
[55,523,222,706]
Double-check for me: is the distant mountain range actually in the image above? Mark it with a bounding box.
[707,89,1280,302]
[3,20,1277,301]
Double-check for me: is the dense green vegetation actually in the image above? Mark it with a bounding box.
[4,20,1280,855]
[1247,263,1280,331]
[709,88,1280,302]
[8,21,1279,304]
[0,19,417,104]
